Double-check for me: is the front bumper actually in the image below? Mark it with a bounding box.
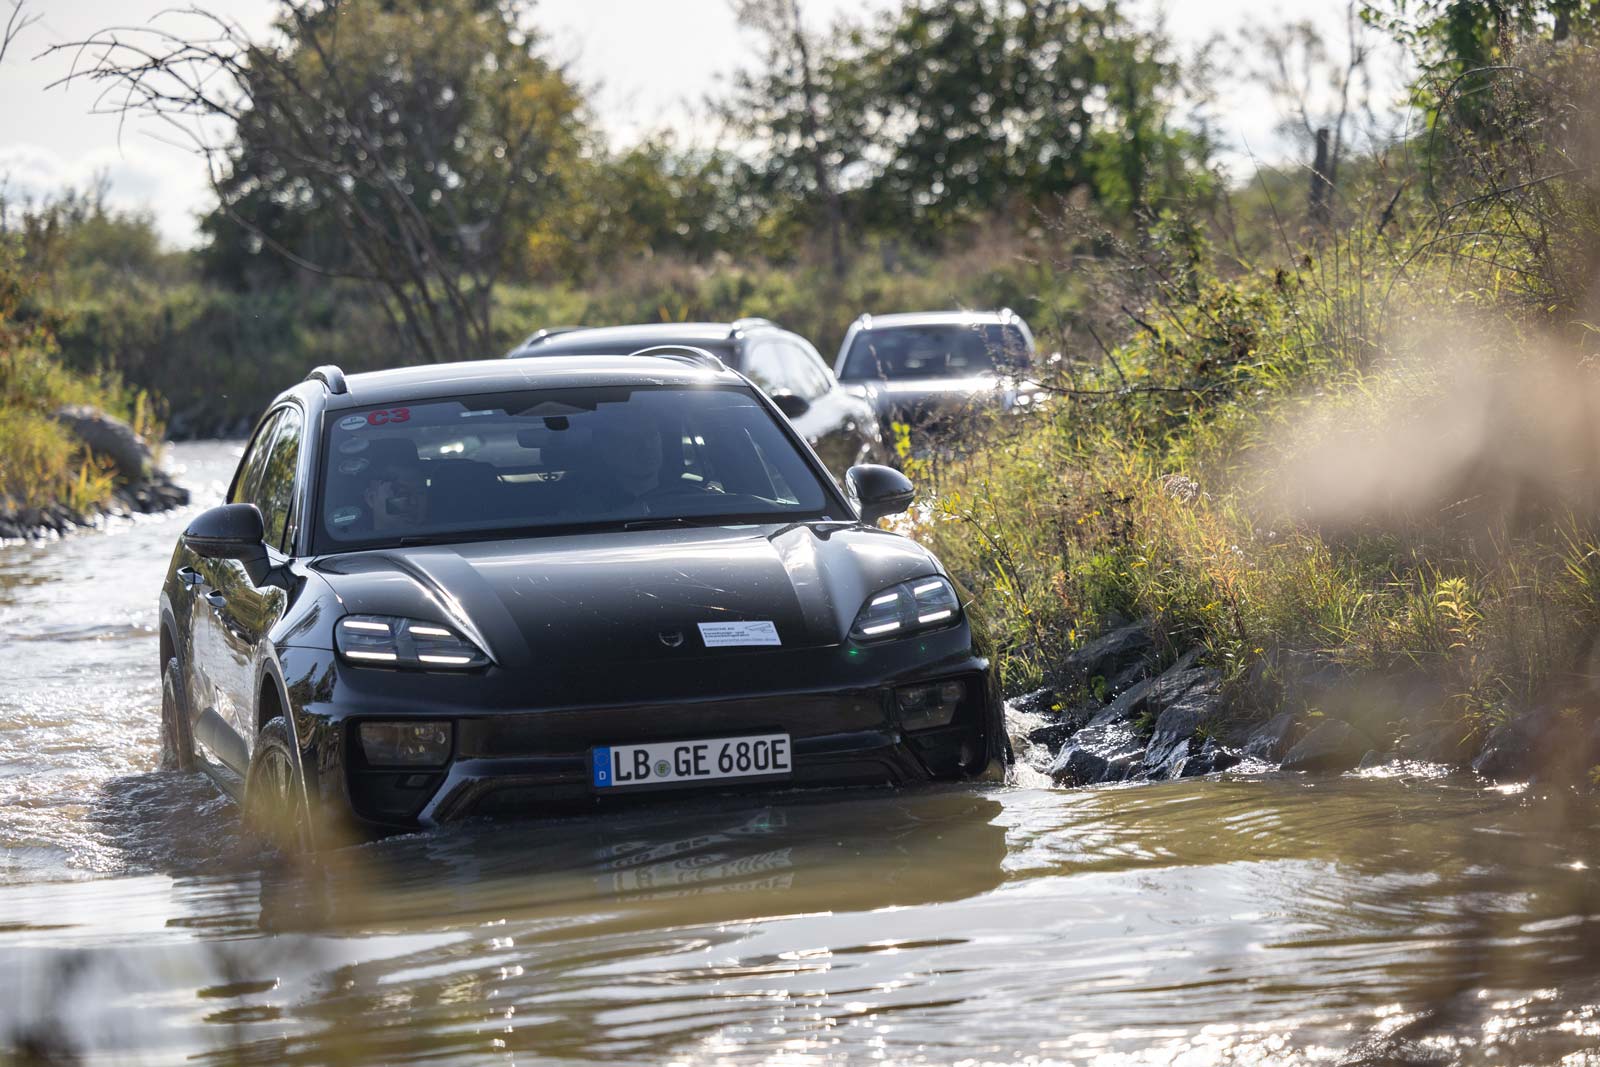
[280,639,1004,831]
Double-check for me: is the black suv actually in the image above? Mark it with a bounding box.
[508,320,885,478]
[158,351,1005,848]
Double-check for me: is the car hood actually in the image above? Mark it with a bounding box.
[850,376,1012,420]
[310,523,940,669]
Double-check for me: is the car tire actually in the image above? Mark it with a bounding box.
[160,656,196,772]
[244,717,314,853]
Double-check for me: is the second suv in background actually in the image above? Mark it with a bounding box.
[834,309,1038,446]
[507,320,885,478]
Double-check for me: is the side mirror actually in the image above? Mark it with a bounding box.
[771,392,811,419]
[847,464,914,524]
[184,503,267,561]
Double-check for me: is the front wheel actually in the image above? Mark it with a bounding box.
[244,717,314,853]
[160,656,196,772]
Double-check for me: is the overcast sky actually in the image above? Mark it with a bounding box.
[0,0,1399,248]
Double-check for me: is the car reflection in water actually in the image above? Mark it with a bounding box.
[256,787,1007,936]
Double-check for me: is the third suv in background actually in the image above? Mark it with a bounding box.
[507,320,885,479]
[834,309,1039,447]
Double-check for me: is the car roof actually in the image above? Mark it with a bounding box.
[509,320,779,356]
[301,354,745,411]
[851,309,1024,329]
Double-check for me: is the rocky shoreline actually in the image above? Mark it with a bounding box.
[1011,619,1600,789]
[0,406,191,542]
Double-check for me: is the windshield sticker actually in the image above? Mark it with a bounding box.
[338,458,370,475]
[330,506,362,527]
[338,415,368,431]
[698,621,781,648]
[339,438,369,455]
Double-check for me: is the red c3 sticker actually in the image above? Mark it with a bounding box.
[365,407,411,426]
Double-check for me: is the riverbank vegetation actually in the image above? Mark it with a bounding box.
[0,227,164,519]
[911,9,1600,759]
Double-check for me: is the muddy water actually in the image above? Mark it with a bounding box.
[4,444,1600,1065]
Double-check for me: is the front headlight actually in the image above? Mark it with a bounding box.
[335,614,489,669]
[848,576,962,642]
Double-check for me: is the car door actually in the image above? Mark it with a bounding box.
[192,406,302,771]
[784,331,876,470]
[739,336,832,468]
[779,335,878,475]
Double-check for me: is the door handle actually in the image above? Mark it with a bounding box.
[177,566,205,588]
[205,591,227,609]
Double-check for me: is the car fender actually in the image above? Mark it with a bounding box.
[254,649,315,811]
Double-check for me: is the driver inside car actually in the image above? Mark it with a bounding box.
[585,411,714,515]
[366,447,428,532]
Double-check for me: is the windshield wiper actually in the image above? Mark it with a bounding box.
[620,516,716,531]
[395,533,476,547]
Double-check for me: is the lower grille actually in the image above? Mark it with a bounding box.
[457,691,889,758]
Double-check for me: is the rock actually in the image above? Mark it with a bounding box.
[1061,621,1154,686]
[1142,683,1226,779]
[1184,738,1241,777]
[1026,720,1079,749]
[1011,687,1062,715]
[1471,710,1556,781]
[1281,719,1376,773]
[1104,656,1156,698]
[53,405,153,482]
[1086,676,1154,727]
[1243,713,1303,762]
[1048,720,1146,786]
[1048,745,1113,787]
[1470,708,1600,783]
[1145,665,1217,714]
[1356,749,1384,771]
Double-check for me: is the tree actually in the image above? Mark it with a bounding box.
[58,0,587,361]
[518,138,752,280]
[723,0,863,274]
[1243,2,1382,227]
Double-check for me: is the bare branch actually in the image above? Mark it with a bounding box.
[0,0,41,68]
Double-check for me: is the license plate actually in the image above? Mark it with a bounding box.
[591,733,792,790]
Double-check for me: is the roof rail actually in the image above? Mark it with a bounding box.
[729,316,776,335]
[306,364,348,395]
[627,344,728,373]
[521,326,584,347]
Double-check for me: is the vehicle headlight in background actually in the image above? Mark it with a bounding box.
[848,576,962,642]
[358,721,452,766]
[335,615,489,669]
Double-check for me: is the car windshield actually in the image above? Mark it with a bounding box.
[839,323,1030,381]
[315,385,832,551]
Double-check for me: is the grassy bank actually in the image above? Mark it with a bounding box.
[908,134,1600,752]
[0,249,163,519]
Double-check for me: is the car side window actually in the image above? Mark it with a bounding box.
[256,407,303,552]
[229,410,284,512]
[785,339,834,401]
[741,338,793,396]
